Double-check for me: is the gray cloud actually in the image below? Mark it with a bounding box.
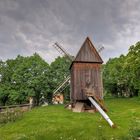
[0,0,140,63]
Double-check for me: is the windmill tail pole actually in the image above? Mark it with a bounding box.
[88,97,115,128]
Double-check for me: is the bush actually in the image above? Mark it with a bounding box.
[128,119,140,139]
[0,108,23,124]
[120,118,140,140]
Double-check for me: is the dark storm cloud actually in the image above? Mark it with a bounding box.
[0,0,140,63]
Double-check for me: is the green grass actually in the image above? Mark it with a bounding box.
[0,98,140,140]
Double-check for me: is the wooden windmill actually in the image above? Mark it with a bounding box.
[53,38,104,97]
[53,37,115,127]
[70,37,103,102]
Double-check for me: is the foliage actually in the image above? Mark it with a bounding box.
[0,41,139,105]
[0,54,71,106]
[103,41,140,97]
[0,98,140,140]
[49,56,71,102]
[128,119,140,139]
[11,53,50,105]
[0,54,50,105]
[119,118,140,140]
[0,108,23,124]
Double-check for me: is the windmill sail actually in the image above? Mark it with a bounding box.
[53,76,70,95]
[52,43,72,95]
[53,42,73,61]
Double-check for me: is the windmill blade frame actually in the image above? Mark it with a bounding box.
[53,42,73,61]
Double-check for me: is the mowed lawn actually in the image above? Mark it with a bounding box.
[0,98,140,140]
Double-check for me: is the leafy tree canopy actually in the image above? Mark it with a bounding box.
[103,41,140,97]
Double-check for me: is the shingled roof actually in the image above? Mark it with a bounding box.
[72,37,103,64]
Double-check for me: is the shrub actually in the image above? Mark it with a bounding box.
[119,118,140,140]
[128,119,140,139]
[0,107,23,124]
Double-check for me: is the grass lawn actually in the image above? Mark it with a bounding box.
[0,98,140,140]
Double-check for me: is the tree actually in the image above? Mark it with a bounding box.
[49,56,71,102]
[0,54,51,106]
[0,54,72,106]
[123,42,140,96]
[103,41,140,97]
[11,53,50,105]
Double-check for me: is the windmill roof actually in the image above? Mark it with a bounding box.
[70,37,103,69]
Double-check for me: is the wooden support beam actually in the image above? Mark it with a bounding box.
[88,97,115,128]
[84,88,107,112]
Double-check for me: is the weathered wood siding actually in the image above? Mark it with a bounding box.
[71,63,103,102]
[74,37,103,63]
[70,37,103,102]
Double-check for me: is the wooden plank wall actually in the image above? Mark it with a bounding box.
[71,63,103,102]
[75,40,102,63]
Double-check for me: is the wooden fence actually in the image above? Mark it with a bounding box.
[0,104,31,113]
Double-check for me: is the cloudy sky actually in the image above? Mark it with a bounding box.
[0,0,140,63]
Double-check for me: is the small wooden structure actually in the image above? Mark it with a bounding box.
[52,93,64,104]
[70,37,103,104]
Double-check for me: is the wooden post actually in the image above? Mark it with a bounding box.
[29,97,34,109]
[88,97,115,128]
